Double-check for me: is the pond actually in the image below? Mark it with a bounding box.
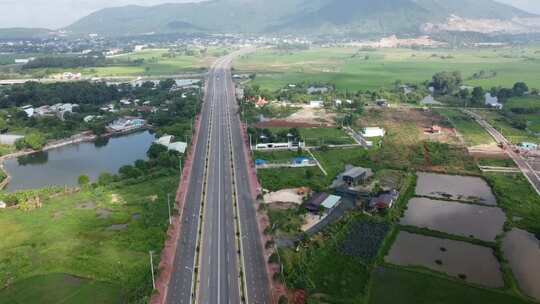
[502,228,540,301]
[416,172,497,205]
[3,131,155,192]
[400,197,506,242]
[385,231,504,288]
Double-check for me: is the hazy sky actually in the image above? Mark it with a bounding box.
[0,0,539,29]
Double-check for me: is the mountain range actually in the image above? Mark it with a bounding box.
[4,0,540,38]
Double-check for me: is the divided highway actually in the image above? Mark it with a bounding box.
[166,54,270,304]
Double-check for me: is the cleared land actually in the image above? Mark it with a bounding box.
[435,108,495,147]
[0,175,178,303]
[234,47,540,91]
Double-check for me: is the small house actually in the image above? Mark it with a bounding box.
[21,105,34,117]
[520,142,538,151]
[376,99,389,107]
[362,127,385,138]
[485,93,503,110]
[0,201,6,209]
[420,95,441,105]
[321,195,342,212]
[342,166,373,186]
[309,100,324,108]
[304,193,329,212]
[369,190,400,210]
[427,125,442,134]
[155,135,187,154]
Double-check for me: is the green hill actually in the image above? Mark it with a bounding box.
[65,0,536,36]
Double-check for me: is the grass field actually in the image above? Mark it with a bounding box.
[234,47,540,91]
[0,174,179,303]
[505,96,540,134]
[259,127,355,146]
[368,266,530,304]
[0,274,121,304]
[20,48,220,78]
[435,108,494,147]
[253,150,311,164]
[484,172,540,235]
[257,166,326,191]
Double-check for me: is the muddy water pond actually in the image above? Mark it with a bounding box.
[401,198,506,242]
[502,229,540,301]
[416,172,497,205]
[385,231,504,287]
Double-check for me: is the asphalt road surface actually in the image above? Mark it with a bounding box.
[166,53,269,304]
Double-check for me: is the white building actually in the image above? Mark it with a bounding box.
[21,105,34,117]
[362,127,386,138]
[309,100,324,108]
[0,201,6,209]
[485,93,503,109]
[155,135,187,154]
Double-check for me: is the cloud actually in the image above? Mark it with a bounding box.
[0,0,204,29]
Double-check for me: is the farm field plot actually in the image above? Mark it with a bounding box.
[369,266,529,304]
[502,228,540,302]
[0,175,178,303]
[257,166,326,191]
[416,172,497,205]
[234,47,540,91]
[385,231,504,288]
[19,48,219,78]
[400,197,506,242]
[280,215,389,303]
[0,274,121,304]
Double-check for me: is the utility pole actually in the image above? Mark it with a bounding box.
[149,251,156,289]
[167,194,172,225]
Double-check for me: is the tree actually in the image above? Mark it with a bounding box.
[98,172,114,185]
[471,87,485,105]
[17,132,46,150]
[0,117,7,131]
[147,143,168,159]
[431,71,462,95]
[119,165,142,179]
[77,175,90,187]
[459,88,470,100]
[512,82,529,97]
[159,79,176,91]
